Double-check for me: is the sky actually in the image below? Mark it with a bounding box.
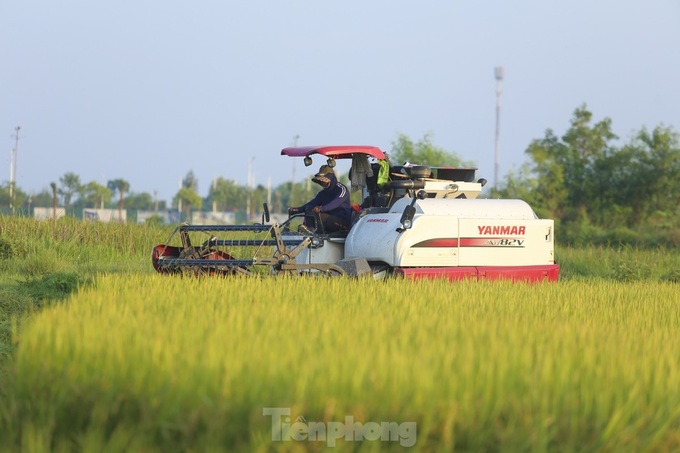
[2,0,679,204]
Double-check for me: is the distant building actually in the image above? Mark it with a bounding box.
[191,211,236,225]
[137,210,180,224]
[33,207,66,220]
[83,208,127,223]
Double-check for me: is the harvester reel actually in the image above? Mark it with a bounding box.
[153,221,345,277]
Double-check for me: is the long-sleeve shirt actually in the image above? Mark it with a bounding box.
[297,173,353,225]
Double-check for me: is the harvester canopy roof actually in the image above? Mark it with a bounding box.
[281,145,386,160]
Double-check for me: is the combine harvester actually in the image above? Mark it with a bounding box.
[153,145,559,281]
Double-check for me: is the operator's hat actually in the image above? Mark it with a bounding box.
[315,165,334,176]
[312,165,334,186]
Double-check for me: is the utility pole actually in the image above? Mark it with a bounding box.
[212,178,217,213]
[50,182,57,220]
[267,176,272,208]
[494,67,504,188]
[290,134,299,205]
[177,177,182,217]
[9,126,20,211]
[246,156,255,219]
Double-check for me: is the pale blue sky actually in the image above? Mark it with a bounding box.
[2,1,679,203]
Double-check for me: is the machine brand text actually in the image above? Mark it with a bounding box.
[478,225,526,235]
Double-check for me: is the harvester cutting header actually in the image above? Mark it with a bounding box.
[153,145,559,281]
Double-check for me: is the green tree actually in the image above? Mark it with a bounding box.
[390,133,472,167]
[0,182,26,210]
[490,163,539,205]
[29,188,55,208]
[521,130,570,220]
[272,182,294,213]
[175,187,202,220]
[620,125,680,227]
[125,192,159,211]
[81,181,112,209]
[560,105,618,218]
[182,170,198,191]
[206,177,245,211]
[249,184,268,218]
[496,105,680,244]
[144,214,166,227]
[59,172,82,207]
[521,105,618,222]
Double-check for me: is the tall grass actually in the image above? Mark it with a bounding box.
[557,245,680,282]
[3,275,679,452]
[1,216,679,451]
[0,215,164,276]
[2,216,678,281]
[0,215,165,362]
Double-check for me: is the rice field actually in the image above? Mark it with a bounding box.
[4,274,679,452]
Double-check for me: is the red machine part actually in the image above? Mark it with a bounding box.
[394,264,560,282]
[281,145,385,160]
[152,244,236,275]
[152,245,181,273]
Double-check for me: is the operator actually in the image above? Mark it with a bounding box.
[288,165,353,233]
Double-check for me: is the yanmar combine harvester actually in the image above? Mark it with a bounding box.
[153,145,559,281]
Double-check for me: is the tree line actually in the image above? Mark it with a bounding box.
[493,105,680,246]
[0,166,356,219]
[0,132,467,220]
[0,174,160,215]
[2,107,678,246]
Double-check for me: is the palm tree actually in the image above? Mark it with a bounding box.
[50,182,58,219]
[58,172,82,208]
[107,179,130,223]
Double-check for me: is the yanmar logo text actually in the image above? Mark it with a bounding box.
[478,225,526,235]
[367,218,389,223]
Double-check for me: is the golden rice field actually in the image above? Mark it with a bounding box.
[5,274,679,452]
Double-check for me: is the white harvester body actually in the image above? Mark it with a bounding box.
[154,145,559,281]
